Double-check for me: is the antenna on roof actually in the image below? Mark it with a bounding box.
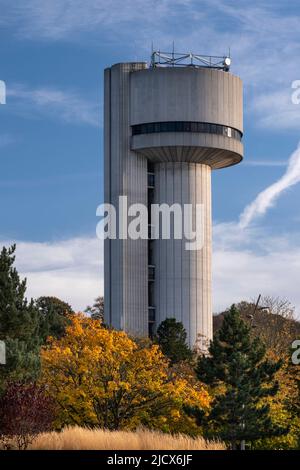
[150,49,232,71]
[150,41,154,67]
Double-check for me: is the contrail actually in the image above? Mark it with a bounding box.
[239,143,300,228]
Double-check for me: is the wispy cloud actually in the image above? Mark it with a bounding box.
[0,237,103,311]
[0,0,179,40]
[239,143,300,228]
[213,222,300,316]
[243,160,288,167]
[252,89,300,130]
[213,138,300,313]
[7,84,100,127]
[1,226,300,317]
[2,0,300,134]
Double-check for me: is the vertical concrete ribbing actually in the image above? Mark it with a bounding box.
[173,164,182,321]
[189,163,197,345]
[153,162,212,348]
[104,63,148,336]
[104,68,111,325]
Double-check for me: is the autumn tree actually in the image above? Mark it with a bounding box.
[253,296,299,356]
[252,346,300,450]
[41,315,210,431]
[196,305,286,449]
[0,382,54,450]
[214,297,300,356]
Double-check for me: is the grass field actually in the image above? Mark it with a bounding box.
[27,426,225,450]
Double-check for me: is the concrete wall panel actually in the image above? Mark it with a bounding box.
[130,67,243,132]
[104,63,148,336]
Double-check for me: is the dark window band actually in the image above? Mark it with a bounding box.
[132,121,242,141]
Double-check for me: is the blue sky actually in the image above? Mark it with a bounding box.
[1,0,300,314]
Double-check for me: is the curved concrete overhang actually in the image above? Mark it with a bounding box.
[131,132,243,169]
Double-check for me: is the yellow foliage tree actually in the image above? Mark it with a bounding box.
[253,350,300,449]
[41,315,210,431]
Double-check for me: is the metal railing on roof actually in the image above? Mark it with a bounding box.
[150,51,231,71]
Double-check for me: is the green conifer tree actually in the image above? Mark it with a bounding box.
[36,296,73,342]
[155,318,192,364]
[0,245,40,391]
[196,305,287,449]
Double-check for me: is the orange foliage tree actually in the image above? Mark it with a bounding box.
[41,315,210,431]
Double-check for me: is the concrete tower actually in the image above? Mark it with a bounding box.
[104,52,243,349]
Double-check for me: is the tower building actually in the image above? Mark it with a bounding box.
[104,52,243,348]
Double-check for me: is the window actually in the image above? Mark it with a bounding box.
[148,240,155,265]
[148,307,156,322]
[148,283,155,310]
[148,161,155,172]
[148,265,155,281]
[148,173,155,188]
[148,321,155,339]
[148,305,156,340]
[148,224,154,239]
[154,122,160,133]
[215,124,222,135]
[202,123,210,133]
[190,122,198,132]
[132,122,242,141]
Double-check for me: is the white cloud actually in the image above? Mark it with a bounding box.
[0,0,179,40]
[213,222,300,316]
[1,225,299,319]
[252,89,300,130]
[243,160,287,167]
[7,84,100,127]
[0,237,103,312]
[240,143,300,228]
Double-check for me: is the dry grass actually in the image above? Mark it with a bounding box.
[29,426,225,450]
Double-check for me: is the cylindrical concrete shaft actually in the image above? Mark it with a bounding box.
[153,162,212,349]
